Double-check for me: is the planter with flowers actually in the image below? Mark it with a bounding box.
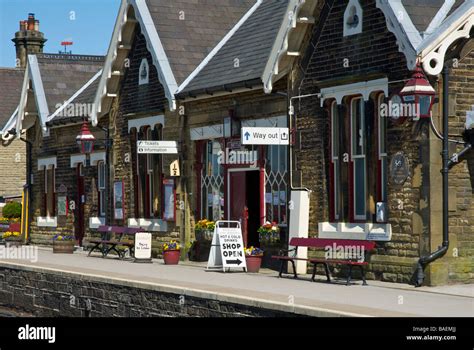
[163,240,181,265]
[258,222,285,271]
[245,246,264,273]
[53,234,75,254]
[2,231,22,247]
[194,219,215,241]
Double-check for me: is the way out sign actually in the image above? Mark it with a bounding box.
[207,221,247,272]
[241,127,289,145]
[137,141,178,154]
[134,232,152,263]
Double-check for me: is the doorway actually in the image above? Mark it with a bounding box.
[228,169,262,247]
[75,164,85,246]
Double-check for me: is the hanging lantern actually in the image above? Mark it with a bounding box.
[400,62,436,119]
[76,120,96,154]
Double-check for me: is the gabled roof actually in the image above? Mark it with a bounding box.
[402,0,445,33]
[46,68,103,127]
[36,54,104,114]
[377,0,474,75]
[145,0,256,85]
[177,0,289,98]
[1,53,104,140]
[92,0,255,124]
[0,68,24,129]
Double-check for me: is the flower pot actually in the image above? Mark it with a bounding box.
[245,255,263,273]
[163,249,180,265]
[195,230,213,241]
[53,240,75,254]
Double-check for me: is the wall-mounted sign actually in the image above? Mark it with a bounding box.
[241,127,289,145]
[389,152,410,185]
[170,160,180,177]
[114,181,124,220]
[137,141,178,154]
[57,196,68,216]
[163,179,175,221]
[134,232,152,262]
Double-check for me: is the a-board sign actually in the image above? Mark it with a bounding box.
[137,141,178,154]
[207,220,247,272]
[134,232,152,262]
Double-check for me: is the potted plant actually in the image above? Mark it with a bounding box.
[52,234,75,254]
[2,231,22,247]
[258,221,280,244]
[245,246,264,273]
[194,219,215,241]
[162,240,181,265]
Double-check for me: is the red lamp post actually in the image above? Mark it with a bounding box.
[400,62,436,119]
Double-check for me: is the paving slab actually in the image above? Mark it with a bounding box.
[0,247,472,317]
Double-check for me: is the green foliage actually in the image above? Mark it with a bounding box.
[2,202,22,219]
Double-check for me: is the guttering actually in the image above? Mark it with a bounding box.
[175,79,263,102]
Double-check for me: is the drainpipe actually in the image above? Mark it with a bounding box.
[14,131,32,244]
[414,64,450,287]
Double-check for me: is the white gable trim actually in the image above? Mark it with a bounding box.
[420,2,474,76]
[320,78,388,106]
[177,0,263,94]
[128,115,165,132]
[262,0,310,94]
[92,0,179,126]
[132,0,178,110]
[376,0,420,71]
[92,0,128,126]
[26,55,50,136]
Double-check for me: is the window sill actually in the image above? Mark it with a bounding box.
[128,218,168,232]
[37,217,58,228]
[318,222,392,241]
[89,217,105,229]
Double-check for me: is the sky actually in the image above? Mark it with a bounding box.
[0,0,120,67]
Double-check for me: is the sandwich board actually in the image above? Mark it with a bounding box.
[207,220,247,272]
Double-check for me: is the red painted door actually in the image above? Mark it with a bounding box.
[75,164,85,246]
[229,171,248,246]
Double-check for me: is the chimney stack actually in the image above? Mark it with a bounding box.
[12,13,47,68]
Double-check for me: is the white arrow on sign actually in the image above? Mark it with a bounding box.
[241,127,289,145]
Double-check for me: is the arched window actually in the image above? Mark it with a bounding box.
[139,58,149,85]
[343,0,363,37]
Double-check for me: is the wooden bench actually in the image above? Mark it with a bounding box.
[88,225,141,259]
[272,238,376,286]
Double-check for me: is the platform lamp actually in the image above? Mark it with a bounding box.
[76,119,96,165]
[400,62,436,119]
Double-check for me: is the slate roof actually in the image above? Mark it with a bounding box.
[401,0,445,32]
[35,53,104,115]
[0,68,24,129]
[145,0,255,85]
[46,71,102,126]
[177,0,288,97]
